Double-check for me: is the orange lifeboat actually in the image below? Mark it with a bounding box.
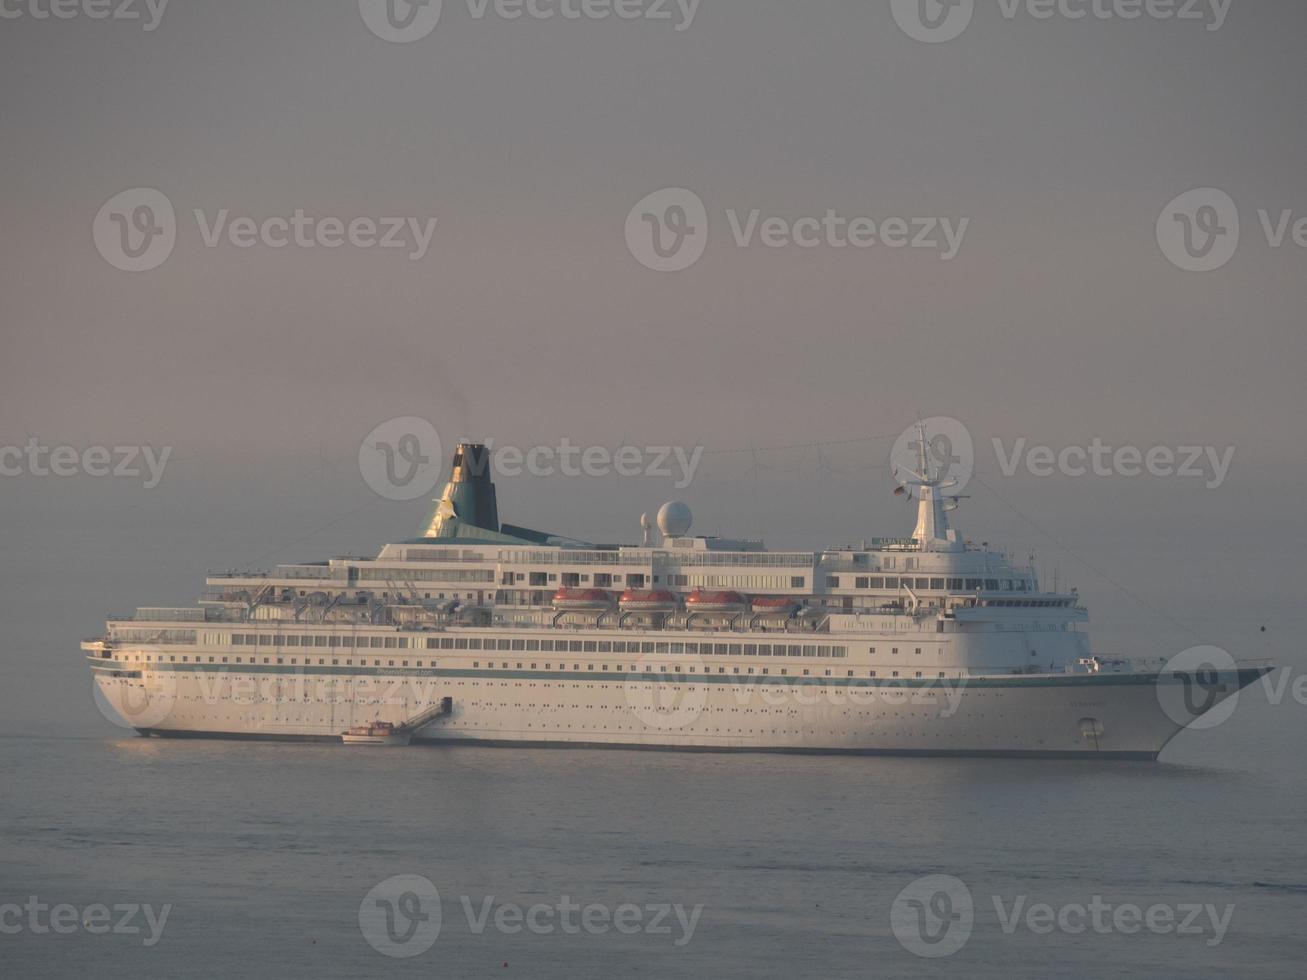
[750,596,800,615]
[618,589,680,612]
[551,588,612,611]
[685,589,747,613]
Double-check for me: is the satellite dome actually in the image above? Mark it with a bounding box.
[657,501,693,537]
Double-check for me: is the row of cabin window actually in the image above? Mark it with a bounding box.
[468,662,944,679]
[111,629,198,644]
[119,634,927,659]
[423,637,847,657]
[829,576,1027,591]
[116,652,944,678]
[128,654,416,666]
[133,634,852,658]
[984,598,1073,608]
[230,634,409,648]
[504,573,809,589]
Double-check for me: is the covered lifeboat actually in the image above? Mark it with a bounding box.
[551,587,613,611]
[618,589,680,612]
[750,596,800,615]
[685,589,747,613]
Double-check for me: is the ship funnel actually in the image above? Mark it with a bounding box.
[422,443,500,538]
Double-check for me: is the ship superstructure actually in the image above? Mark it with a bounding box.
[86,431,1267,758]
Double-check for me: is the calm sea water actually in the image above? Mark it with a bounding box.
[3,478,1306,977]
[2,708,1306,979]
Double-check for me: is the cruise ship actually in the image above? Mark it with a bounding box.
[86,430,1269,759]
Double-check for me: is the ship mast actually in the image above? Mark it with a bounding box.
[897,421,964,553]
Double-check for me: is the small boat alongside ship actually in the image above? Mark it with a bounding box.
[341,721,410,747]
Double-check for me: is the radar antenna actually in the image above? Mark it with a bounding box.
[892,420,965,553]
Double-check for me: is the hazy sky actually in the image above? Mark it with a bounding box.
[3,0,1304,455]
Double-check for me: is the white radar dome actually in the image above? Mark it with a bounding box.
[657,501,693,537]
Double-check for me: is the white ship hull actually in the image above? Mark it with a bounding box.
[85,435,1271,762]
[90,656,1268,760]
